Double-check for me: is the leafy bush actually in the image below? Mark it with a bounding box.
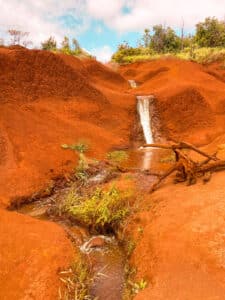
[112,17,225,65]
[150,25,181,53]
[195,17,225,47]
[112,47,225,65]
[194,47,225,63]
[41,36,57,51]
[61,142,88,153]
[112,42,144,63]
[63,186,131,232]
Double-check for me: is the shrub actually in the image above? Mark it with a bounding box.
[195,17,225,47]
[63,186,132,232]
[41,36,57,51]
[61,142,88,153]
[150,25,181,53]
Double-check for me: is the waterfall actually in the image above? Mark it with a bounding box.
[137,96,153,144]
[128,79,137,88]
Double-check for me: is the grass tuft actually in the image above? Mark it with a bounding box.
[58,254,94,300]
[63,186,132,233]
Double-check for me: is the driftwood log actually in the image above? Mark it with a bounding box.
[143,142,225,192]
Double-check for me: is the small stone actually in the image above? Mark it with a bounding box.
[87,236,105,248]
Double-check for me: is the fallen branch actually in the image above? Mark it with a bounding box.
[143,142,218,161]
[143,141,225,192]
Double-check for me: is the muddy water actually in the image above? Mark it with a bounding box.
[81,236,125,300]
[122,147,174,173]
[16,199,125,300]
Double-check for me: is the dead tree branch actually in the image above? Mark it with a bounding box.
[143,141,225,192]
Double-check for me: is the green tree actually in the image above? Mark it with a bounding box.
[150,25,181,53]
[142,28,151,48]
[41,36,57,51]
[112,41,142,63]
[182,34,193,48]
[72,38,81,54]
[195,17,225,47]
[61,36,70,51]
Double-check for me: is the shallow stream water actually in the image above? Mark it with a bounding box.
[16,193,125,300]
[15,82,170,299]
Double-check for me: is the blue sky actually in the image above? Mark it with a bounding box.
[0,0,224,61]
[59,15,141,54]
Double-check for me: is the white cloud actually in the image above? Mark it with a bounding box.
[86,0,225,32]
[0,0,224,48]
[86,0,123,19]
[91,45,113,62]
[0,0,86,47]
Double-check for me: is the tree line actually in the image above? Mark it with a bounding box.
[0,30,83,56]
[112,17,225,63]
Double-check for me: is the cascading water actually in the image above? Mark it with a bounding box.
[137,95,155,170]
[128,79,137,88]
[137,96,153,144]
[127,79,155,170]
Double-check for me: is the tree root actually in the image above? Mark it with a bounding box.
[143,142,225,192]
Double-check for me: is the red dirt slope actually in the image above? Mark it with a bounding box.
[0,47,135,300]
[0,47,135,206]
[119,58,225,300]
[0,209,73,300]
[130,169,225,300]
[120,58,225,144]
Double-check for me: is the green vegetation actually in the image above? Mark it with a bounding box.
[195,17,225,47]
[150,25,181,53]
[58,254,93,300]
[112,17,225,64]
[123,265,148,299]
[41,36,57,51]
[63,186,132,232]
[131,279,148,294]
[125,239,136,257]
[41,35,91,58]
[60,36,82,55]
[62,142,89,153]
[61,142,89,182]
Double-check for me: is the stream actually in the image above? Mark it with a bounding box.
[16,189,126,300]
[14,80,165,299]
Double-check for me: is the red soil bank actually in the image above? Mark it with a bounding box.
[0,47,135,206]
[1,49,225,300]
[0,209,74,300]
[120,58,225,144]
[0,47,135,299]
[119,58,225,300]
[129,169,225,300]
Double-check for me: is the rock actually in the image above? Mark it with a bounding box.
[28,206,48,218]
[87,236,105,248]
